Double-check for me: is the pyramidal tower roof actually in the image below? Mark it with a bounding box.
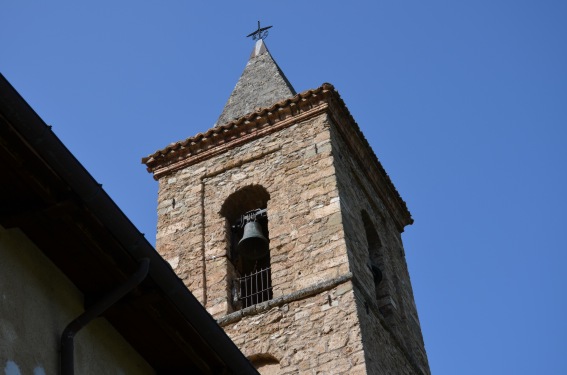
[215,39,296,126]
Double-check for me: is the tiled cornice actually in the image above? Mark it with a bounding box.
[143,83,413,228]
[143,83,335,179]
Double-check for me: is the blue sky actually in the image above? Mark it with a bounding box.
[2,1,566,374]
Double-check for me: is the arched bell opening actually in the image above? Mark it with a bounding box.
[361,210,392,316]
[221,185,273,310]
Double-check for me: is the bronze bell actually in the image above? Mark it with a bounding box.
[237,221,269,260]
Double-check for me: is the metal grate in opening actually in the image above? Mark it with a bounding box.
[237,267,273,308]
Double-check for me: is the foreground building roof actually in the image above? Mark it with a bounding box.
[0,73,258,375]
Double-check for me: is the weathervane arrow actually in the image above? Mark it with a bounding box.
[246,21,272,41]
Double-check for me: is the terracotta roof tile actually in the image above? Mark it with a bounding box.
[142,83,412,227]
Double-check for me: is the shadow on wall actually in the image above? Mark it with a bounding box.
[249,354,280,375]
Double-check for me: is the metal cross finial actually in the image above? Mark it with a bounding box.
[246,21,272,41]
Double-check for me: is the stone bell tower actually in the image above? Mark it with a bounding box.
[143,37,430,374]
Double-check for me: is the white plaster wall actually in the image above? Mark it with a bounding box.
[0,225,154,375]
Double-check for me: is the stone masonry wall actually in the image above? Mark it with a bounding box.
[328,117,430,374]
[155,109,427,374]
[156,113,348,317]
[221,282,418,375]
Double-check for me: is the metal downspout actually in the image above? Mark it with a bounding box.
[60,258,150,375]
